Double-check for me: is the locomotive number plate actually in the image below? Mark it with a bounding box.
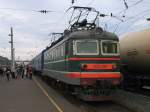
[84,64,114,70]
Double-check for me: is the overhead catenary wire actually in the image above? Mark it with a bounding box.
[65,0,147,34]
[113,8,150,33]
[100,0,146,34]
[123,0,129,9]
[0,1,148,55]
[47,0,78,34]
[0,7,37,12]
[0,7,67,48]
[86,0,95,7]
[0,7,62,14]
[124,8,150,21]
[104,0,144,23]
[118,0,144,16]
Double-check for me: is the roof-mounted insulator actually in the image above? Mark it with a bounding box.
[147,18,150,21]
[38,10,50,13]
[99,14,107,17]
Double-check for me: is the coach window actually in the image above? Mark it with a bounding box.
[101,40,119,56]
[55,48,58,60]
[57,47,60,59]
[58,46,61,59]
[51,50,54,61]
[50,52,52,60]
[53,50,55,60]
[49,52,51,60]
[49,53,51,61]
[58,46,60,58]
[55,48,58,59]
[54,49,56,60]
[61,44,64,57]
[44,53,47,61]
[73,40,99,55]
[48,50,51,60]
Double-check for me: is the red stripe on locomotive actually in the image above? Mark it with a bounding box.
[66,72,121,79]
[66,57,120,61]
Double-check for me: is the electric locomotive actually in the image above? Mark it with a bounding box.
[32,6,121,101]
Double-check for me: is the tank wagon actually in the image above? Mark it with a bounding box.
[31,6,121,101]
[120,28,150,87]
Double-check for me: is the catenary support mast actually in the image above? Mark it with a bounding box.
[9,27,15,73]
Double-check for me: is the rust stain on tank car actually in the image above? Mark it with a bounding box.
[127,49,138,56]
[145,50,150,54]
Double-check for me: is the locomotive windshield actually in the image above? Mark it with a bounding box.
[101,40,119,55]
[73,40,99,55]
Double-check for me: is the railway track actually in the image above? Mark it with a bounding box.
[133,87,150,97]
[71,100,132,112]
[123,86,150,97]
[35,75,133,112]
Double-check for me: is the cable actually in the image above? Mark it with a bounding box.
[86,0,95,6]
[0,7,36,12]
[109,7,150,34]
[0,7,62,14]
[115,10,150,34]
[101,0,146,33]
[123,0,129,9]
[123,8,150,22]
[117,0,144,16]
[113,21,123,33]
[130,0,144,6]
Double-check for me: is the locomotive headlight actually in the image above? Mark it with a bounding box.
[81,64,87,70]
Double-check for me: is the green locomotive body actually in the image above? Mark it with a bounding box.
[43,28,121,101]
[31,6,122,101]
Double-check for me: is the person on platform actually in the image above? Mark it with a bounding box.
[6,67,11,81]
[16,65,21,79]
[21,66,25,79]
[3,67,6,77]
[28,66,33,79]
[16,67,20,79]
[11,70,16,79]
[0,67,3,76]
[24,67,27,78]
[26,65,29,78]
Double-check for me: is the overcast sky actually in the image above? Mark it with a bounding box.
[0,0,150,60]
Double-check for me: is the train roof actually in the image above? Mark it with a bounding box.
[43,27,119,52]
[31,28,119,61]
[69,28,118,40]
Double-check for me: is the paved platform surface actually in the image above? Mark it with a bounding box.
[0,75,133,112]
[0,76,58,112]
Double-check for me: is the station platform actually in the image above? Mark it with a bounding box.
[1,75,146,112]
[0,76,58,112]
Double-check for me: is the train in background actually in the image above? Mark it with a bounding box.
[120,28,150,88]
[30,6,122,101]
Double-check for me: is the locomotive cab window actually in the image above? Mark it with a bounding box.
[73,40,99,55]
[101,40,119,55]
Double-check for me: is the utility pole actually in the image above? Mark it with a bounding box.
[9,27,15,73]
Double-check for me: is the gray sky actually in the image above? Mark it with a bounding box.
[0,0,150,60]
